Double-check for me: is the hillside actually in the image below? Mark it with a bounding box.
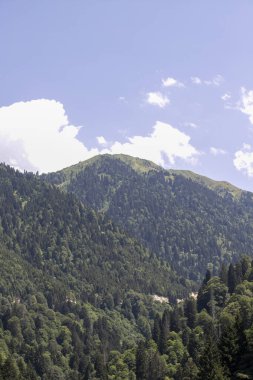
[45,154,253,282]
[0,163,188,300]
[0,163,190,379]
[0,160,253,378]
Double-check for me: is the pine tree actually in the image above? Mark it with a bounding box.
[94,353,107,380]
[219,263,228,285]
[198,335,227,380]
[228,264,237,294]
[241,256,250,279]
[152,314,161,346]
[159,309,170,354]
[180,357,199,380]
[1,357,20,380]
[136,341,148,380]
[204,269,212,285]
[197,269,212,312]
[219,323,239,377]
[184,298,197,329]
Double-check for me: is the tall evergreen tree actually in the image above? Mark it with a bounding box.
[184,298,197,329]
[198,335,227,380]
[159,309,170,354]
[152,314,161,346]
[228,264,237,294]
[136,341,148,380]
[219,323,240,377]
[219,263,228,286]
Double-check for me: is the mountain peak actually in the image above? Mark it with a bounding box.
[49,154,244,199]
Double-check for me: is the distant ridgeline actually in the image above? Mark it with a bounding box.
[0,157,253,378]
[45,154,253,282]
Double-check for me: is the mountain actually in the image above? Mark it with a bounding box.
[0,159,253,378]
[0,162,189,379]
[45,154,253,282]
[0,163,187,301]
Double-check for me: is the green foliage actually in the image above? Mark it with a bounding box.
[46,154,253,284]
[0,159,253,378]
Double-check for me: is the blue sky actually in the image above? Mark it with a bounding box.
[1,1,253,190]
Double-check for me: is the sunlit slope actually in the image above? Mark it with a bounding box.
[45,154,253,282]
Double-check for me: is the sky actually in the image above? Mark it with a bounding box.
[1,1,253,190]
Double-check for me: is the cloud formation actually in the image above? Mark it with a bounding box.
[107,121,199,167]
[210,147,227,156]
[97,136,107,145]
[184,122,198,129]
[162,77,184,88]
[232,89,253,177]
[221,93,231,101]
[0,99,199,173]
[234,144,253,177]
[0,99,98,173]
[239,87,253,124]
[191,75,224,87]
[146,92,170,108]
[191,76,202,85]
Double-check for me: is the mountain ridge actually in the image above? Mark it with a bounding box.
[44,154,253,282]
[45,153,244,199]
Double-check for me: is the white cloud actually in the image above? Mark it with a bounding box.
[239,87,253,124]
[105,121,199,167]
[118,96,127,103]
[210,147,227,156]
[204,75,224,87]
[221,93,231,101]
[234,143,253,177]
[97,136,107,145]
[146,92,170,108]
[191,74,224,87]
[184,122,198,129]
[191,76,202,85]
[162,77,184,88]
[0,99,99,173]
[0,100,199,173]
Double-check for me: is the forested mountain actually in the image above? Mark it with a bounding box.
[45,154,253,282]
[1,157,253,378]
[0,163,187,379]
[0,163,188,301]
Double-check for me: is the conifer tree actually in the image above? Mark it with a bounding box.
[136,341,148,380]
[159,309,170,354]
[219,323,239,377]
[152,314,161,346]
[198,335,227,380]
[184,298,197,329]
[228,264,237,294]
[219,263,228,285]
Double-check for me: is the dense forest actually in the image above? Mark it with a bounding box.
[0,157,253,378]
[0,163,187,301]
[0,246,253,378]
[46,154,253,282]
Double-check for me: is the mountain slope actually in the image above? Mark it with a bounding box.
[0,163,186,300]
[45,154,253,282]
[1,160,253,378]
[0,163,190,379]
